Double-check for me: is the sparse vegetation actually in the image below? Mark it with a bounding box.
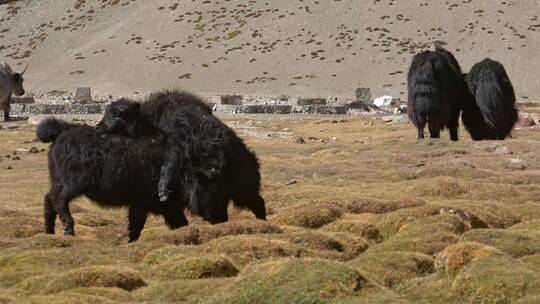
[0,109,539,303]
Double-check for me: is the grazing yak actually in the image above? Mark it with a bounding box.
[0,62,27,121]
[462,58,518,140]
[96,90,266,224]
[407,47,467,141]
[37,117,188,242]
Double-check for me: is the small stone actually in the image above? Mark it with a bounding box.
[12,156,21,161]
[517,112,537,127]
[5,124,19,129]
[391,114,409,125]
[382,115,395,123]
[286,180,298,186]
[7,165,12,170]
[507,158,528,170]
[394,105,408,114]
[295,137,306,144]
[482,143,510,154]
[29,147,39,154]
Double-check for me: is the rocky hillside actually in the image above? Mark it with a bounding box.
[0,0,539,99]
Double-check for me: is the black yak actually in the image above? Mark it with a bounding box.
[462,58,518,140]
[37,117,190,242]
[96,90,266,224]
[407,47,467,141]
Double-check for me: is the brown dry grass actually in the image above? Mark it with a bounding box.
[0,112,539,303]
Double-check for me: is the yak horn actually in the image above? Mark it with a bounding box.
[20,64,28,75]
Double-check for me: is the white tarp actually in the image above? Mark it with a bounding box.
[373,95,397,108]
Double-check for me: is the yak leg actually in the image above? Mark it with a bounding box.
[128,206,148,242]
[447,109,460,141]
[50,187,76,236]
[233,190,267,221]
[44,193,57,234]
[209,201,229,224]
[162,203,189,229]
[2,98,10,122]
[428,116,441,139]
[158,138,188,202]
[415,114,427,139]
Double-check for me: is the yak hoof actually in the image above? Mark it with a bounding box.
[63,225,75,236]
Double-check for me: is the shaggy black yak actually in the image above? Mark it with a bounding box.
[462,58,518,140]
[96,90,266,224]
[407,47,467,141]
[37,117,188,242]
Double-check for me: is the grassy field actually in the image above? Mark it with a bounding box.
[0,107,539,303]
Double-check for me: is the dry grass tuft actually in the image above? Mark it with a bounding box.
[205,258,375,304]
[345,199,426,214]
[150,255,238,280]
[320,220,382,242]
[460,228,540,257]
[272,202,343,228]
[434,242,502,274]
[19,265,145,294]
[350,251,434,287]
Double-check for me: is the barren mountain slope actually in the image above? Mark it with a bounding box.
[0,0,538,99]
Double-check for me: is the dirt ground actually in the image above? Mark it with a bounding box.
[0,105,539,303]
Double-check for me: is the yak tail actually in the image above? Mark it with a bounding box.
[408,59,440,121]
[36,117,74,143]
[475,74,517,134]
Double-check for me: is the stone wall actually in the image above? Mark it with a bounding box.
[10,89,401,116]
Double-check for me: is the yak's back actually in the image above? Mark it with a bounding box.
[465,58,517,139]
[50,124,166,184]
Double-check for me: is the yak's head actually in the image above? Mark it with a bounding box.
[97,99,142,137]
[12,65,27,96]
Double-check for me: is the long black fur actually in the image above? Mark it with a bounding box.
[462,58,518,140]
[96,90,266,224]
[37,117,188,242]
[407,47,467,141]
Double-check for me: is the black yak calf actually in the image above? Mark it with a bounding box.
[96,90,266,224]
[407,47,467,141]
[37,118,188,242]
[462,58,518,140]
